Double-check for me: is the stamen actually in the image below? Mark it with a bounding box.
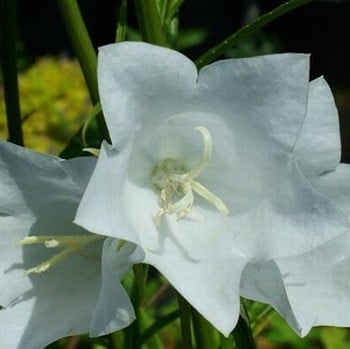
[189,179,229,216]
[153,125,230,223]
[18,235,100,247]
[26,247,77,274]
[167,182,194,218]
[18,235,103,274]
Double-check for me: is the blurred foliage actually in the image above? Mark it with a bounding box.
[224,32,281,59]
[176,27,208,51]
[256,312,350,349]
[123,25,208,52]
[0,57,91,154]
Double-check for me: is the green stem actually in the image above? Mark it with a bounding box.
[177,294,193,349]
[139,308,165,349]
[195,0,312,68]
[220,334,236,349]
[232,316,257,349]
[0,0,24,146]
[192,308,218,349]
[57,0,98,103]
[124,305,142,349]
[133,264,146,304]
[251,305,274,336]
[124,265,146,349]
[140,309,179,345]
[134,0,169,46]
[109,331,125,349]
[56,0,110,142]
[116,0,128,42]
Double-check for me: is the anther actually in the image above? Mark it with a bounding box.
[152,125,230,223]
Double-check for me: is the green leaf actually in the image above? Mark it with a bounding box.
[195,0,312,69]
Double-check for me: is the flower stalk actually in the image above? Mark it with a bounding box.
[232,316,257,349]
[134,0,169,47]
[0,0,24,146]
[177,293,193,349]
[192,309,218,349]
[56,0,110,142]
[195,0,312,68]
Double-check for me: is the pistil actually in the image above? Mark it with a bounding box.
[152,126,230,223]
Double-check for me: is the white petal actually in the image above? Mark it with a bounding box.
[232,158,349,258]
[90,238,144,336]
[99,43,311,155]
[98,42,198,146]
[146,235,249,336]
[311,163,350,219]
[294,77,341,178]
[0,142,102,349]
[275,232,350,335]
[243,233,350,336]
[198,53,310,151]
[240,260,301,334]
[75,141,140,244]
[61,156,97,190]
[0,244,103,349]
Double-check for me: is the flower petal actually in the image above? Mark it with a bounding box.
[146,235,249,336]
[61,156,98,190]
[90,238,144,336]
[242,232,350,336]
[275,232,350,335]
[75,141,140,244]
[0,244,103,349]
[294,77,341,178]
[240,260,301,334]
[312,163,350,219]
[98,42,198,146]
[0,142,102,348]
[233,158,349,258]
[198,53,310,151]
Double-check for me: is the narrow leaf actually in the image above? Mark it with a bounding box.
[195,0,312,69]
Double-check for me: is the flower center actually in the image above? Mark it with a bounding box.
[151,126,230,224]
[17,234,103,274]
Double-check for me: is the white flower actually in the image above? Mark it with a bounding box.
[75,42,350,335]
[0,141,143,349]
